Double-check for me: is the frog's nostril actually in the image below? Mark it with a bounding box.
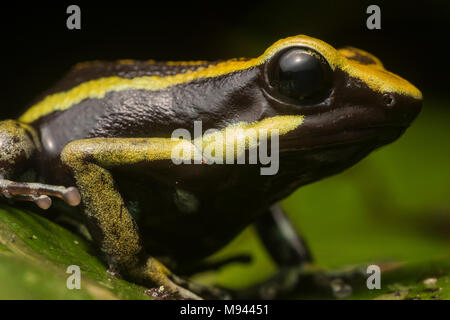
[383,93,396,108]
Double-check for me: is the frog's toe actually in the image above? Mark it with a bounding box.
[147,273,204,300]
[130,257,231,299]
[0,178,81,209]
[169,273,232,300]
[144,286,173,300]
[145,281,202,300]
[62,186,81,206]
[31,195,52,210]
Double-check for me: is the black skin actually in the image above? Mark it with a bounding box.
[0,45,422,299]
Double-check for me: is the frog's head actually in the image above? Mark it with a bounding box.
[252,35,422,188]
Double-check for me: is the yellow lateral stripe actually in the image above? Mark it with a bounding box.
[165,60,209,66]
[19,35,422,123]
[19,58,260,124]
[74,59,211,69]
[64,115,304,166]
[196,115,304,161]
[19,35,336,124]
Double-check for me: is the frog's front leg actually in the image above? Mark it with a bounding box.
[0,179,81,209]
[60,137,209,300]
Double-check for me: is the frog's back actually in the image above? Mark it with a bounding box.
[39,59,217,96]
[20,58,254,159]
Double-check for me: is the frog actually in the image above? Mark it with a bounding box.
[0,35,422,299]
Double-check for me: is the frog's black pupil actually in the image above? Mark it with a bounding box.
[270,48,331,101]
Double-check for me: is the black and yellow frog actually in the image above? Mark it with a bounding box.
[0,35,422,299]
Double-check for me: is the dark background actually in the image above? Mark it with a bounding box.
[1,1,449,119]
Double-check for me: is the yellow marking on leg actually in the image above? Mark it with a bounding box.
[61,141,145,267]
[19,58,258,124]
[197,115,304,161]
[62,115,304,168]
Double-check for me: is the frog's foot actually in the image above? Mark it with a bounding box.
[231,265,366,299]
[128,257,231,300]
[0,178,81,210]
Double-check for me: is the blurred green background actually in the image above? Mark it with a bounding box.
[0,1,449,299]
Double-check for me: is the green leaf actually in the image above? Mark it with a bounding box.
[0,205,149,300]
[356,258,450,300]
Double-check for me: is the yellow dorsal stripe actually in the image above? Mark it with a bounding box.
[19,58,260,124]
[19,35,422,124]
[19,35,337,124]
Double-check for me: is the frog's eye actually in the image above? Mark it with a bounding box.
[265,47,332,103]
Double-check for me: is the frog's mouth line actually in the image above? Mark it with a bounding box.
[280,125,406,152]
